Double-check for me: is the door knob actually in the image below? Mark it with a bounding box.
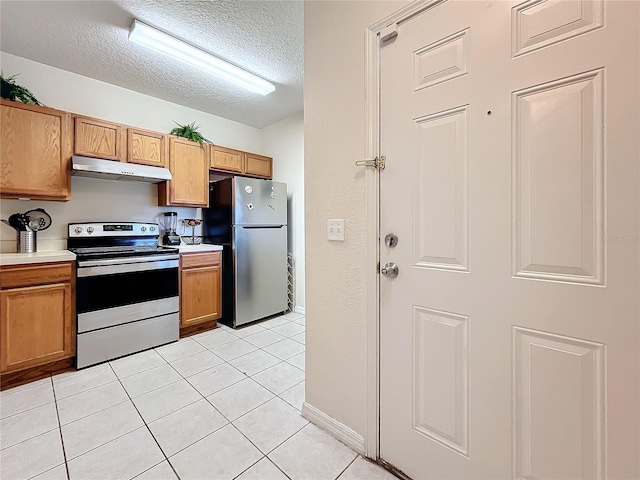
[381,262,398,278]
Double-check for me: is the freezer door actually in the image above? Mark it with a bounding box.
[234,225,288,326]
[233,177,287,226]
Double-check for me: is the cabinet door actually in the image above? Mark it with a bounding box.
[0,283,74,373]
[0,100,72,200]
[245,153,273,179]
[161,137,208,207]
[180,265,221,327]
[75,116,125,161]
[128,128,167,167]
[211,146,244,173]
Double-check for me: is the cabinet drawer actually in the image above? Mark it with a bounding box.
[180,252,221,269]
[0,262,73,289]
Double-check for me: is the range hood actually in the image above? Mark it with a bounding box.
[72,156,172,183]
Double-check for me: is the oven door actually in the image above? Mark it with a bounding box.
[76,255,179,314]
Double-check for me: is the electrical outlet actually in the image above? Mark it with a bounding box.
[327,219,345,241]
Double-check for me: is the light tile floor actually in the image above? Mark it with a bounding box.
[0,313,396,480]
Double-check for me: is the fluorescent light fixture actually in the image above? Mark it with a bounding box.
[129,20,275,95]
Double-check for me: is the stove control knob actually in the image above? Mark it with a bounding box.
[87,227,94,234]
[141,226,147,232]
[74,226,83,234]
[149,226,156,232]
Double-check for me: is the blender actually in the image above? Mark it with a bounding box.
[160,212,180,245]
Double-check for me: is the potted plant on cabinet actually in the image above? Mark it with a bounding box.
[0,73,43,105]
[169,121,213,146]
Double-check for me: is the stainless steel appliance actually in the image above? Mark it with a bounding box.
[67,222,179,368]
[160,212,181,246]
[203,177,288,327]
[72,155,172,183]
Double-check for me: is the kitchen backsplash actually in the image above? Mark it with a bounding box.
[0,176,201,252]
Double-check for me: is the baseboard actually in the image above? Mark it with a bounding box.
[301,402,365,455]
[294,306,305,315]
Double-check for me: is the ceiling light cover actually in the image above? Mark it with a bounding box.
[129,20,275,95]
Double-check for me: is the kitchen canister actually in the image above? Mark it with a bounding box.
[17,230,37,253]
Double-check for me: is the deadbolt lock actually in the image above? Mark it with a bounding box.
[384,233,398,248]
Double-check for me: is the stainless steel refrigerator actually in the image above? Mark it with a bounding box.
[203,177,288,327]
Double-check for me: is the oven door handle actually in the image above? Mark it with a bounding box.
[78,259,179,277]
[77,253,179,268]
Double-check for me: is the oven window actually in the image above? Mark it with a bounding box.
[77,267,178,314]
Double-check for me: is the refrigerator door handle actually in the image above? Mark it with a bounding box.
[238,225,286,229]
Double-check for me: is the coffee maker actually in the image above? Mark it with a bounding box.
[160,212,180,245]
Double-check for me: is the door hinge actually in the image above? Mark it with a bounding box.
[355,156,385,170]
[380,23,398,44]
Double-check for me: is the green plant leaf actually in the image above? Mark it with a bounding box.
[168,121,213,146]
[0,72,44,106]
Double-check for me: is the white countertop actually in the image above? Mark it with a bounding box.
[178,244,223,253]
[0,250,76,267]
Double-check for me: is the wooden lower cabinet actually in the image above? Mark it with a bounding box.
[0,262,75,374]
[180,252,222,328]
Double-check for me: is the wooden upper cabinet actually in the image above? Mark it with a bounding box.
[0,261,75,374]
[127,128,167,168]
[245,152,273,179]
[74,116,126,162]
[159,137,209,207]
[211,145,244,174]
[209,144,273,179]
[0,100,73,201]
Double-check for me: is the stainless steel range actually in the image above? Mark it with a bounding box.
[68,222,179,369]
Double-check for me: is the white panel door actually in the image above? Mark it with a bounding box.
[378,1,639,478]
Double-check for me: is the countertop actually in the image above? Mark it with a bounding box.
[177,244,224,253]
[0,244,223,265]
[0,250,77,267]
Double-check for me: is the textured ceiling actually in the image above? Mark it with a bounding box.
[0,0,303,128]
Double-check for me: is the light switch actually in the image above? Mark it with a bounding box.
[327,219,345,241]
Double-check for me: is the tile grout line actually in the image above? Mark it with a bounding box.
[335,455,359,480]
[231,454,293,480]
[51,316,304,479]
[106,363,183,480]
[6,315,305,480]
[200,347,308,456]
[0,398,57,422]
[223,318,306,478]
[49,376,71,480]
[186,355,305,473]
[131,350,252,472]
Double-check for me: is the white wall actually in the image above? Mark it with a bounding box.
[262,113,305,310]
[0,52,262,251]
[304,1,409,437]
